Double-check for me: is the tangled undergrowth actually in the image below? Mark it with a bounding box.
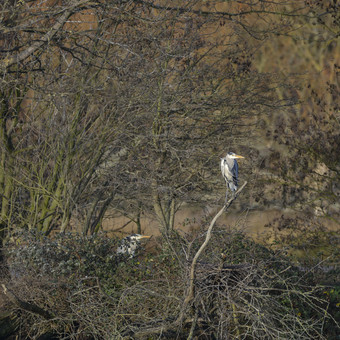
[1,227,339,339]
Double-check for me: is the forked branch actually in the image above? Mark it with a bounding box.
[177,181,248,323]
[130,181,248,339]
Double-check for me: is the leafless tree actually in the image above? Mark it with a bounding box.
[0,0,304,241]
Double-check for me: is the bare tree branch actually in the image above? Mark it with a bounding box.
[0,0,90,71]
[179,181,248,322]
[2,284,54,320]
[130,182,248,338]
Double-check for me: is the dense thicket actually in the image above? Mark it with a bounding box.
[2,228,339,339]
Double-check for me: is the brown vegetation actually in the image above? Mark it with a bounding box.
[0,0,339,338]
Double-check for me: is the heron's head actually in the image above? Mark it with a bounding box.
[130,234,151,241]
[227,152,244,159]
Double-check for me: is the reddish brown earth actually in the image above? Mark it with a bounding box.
[102,207,339,241]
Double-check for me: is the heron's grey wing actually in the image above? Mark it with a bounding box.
[231,160,239,186]
[117,236,130,255]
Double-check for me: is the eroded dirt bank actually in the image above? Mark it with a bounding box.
[102,206,339,240]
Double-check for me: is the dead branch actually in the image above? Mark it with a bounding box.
[178,181,248,323]
[0,1,91,71]
[1,284,54,320]
[131,181,248,338]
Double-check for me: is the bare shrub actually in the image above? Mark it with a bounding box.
[2,224,338,339]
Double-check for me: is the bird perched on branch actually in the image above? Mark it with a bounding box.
[116,234,151,258]
[221,152,244,201]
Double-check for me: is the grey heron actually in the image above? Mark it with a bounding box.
[116,234,151,258]
[221,152,245,201]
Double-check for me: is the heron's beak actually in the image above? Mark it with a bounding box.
[139,235,151,239]
[234,154,245,159]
